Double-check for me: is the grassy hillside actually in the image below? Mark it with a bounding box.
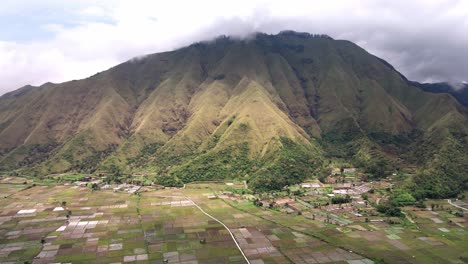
[0,31,466,195]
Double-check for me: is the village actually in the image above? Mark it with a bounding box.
[42,167,465,230]
[216,167,399,227]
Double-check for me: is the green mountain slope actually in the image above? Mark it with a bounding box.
[0,31,466,195]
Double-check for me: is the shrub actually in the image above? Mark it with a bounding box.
[331,195,352,204]
[376,203,402,217]
[392,190,416,206]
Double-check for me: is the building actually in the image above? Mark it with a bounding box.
[334,183,352,189]
[333,189,351,195]
[301,181,323,188]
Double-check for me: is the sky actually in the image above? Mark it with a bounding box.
[0,0,467,95]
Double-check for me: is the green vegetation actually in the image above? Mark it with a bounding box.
[391,189,416,206]
[349,138,392,179]
[153,174,183,187]
[170,143,254,182]
[249,138,321,191]
[52,173,88,182]
[0,143,58,171]
[331,194,351,204]
[376,203,402,217]
[409,131,467,199]
[127,142,164,168]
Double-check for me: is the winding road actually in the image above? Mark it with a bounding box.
[156,195,250,264]
[447,199,468,212]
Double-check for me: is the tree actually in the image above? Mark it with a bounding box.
[377,203,402,217]
[361,193,369,200]
[415,200,425,208]
[110,164,120,175]
[331,195,351,204]
[392,190,415,206]
[90,183,100,191]
[365,158,390,178]
[253,199,263,207]
[411,164,465,199]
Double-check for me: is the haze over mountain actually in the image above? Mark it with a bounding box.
[2,1,468,95]
[410,81,468,107]
[0,31,466,196]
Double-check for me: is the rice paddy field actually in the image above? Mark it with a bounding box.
[0,181,466,263]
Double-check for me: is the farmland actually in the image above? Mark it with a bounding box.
[0,177,466,263]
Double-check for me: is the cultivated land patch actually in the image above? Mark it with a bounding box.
[0,183,29,198]
[0,183,466,263]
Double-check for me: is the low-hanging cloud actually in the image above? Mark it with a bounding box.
[0,0,467,95]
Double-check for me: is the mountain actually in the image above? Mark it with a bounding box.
[409,81,468,107]
[0,31,466,195]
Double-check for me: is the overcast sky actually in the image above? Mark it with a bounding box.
[1,0,467,95]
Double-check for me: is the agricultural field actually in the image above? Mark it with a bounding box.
[222,198,467,264]
[0,177,31,198]
[0,179,466,263]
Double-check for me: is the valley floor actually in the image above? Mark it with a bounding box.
[0,179,466,263]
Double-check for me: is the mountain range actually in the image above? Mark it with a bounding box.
[0,31,466,196]
[409,81,468,107]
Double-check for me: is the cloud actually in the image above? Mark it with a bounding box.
[0,0,467,95]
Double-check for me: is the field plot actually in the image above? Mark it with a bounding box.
[208,187,468,264]
[0,186,247,263]
[0,183,28,198]
[139,191,246,263]
[1,183,466,263]
[179,188,374,264]
[0,185,373,263]
[0,177,31,198]
[0,186,141,263]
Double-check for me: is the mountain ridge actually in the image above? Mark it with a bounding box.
[0,31,466,196]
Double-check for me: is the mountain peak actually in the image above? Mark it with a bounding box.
[0,32,466,195]
[277,30,333,39]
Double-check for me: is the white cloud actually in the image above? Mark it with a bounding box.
[80,6,108,17]
[0,0,467,95]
